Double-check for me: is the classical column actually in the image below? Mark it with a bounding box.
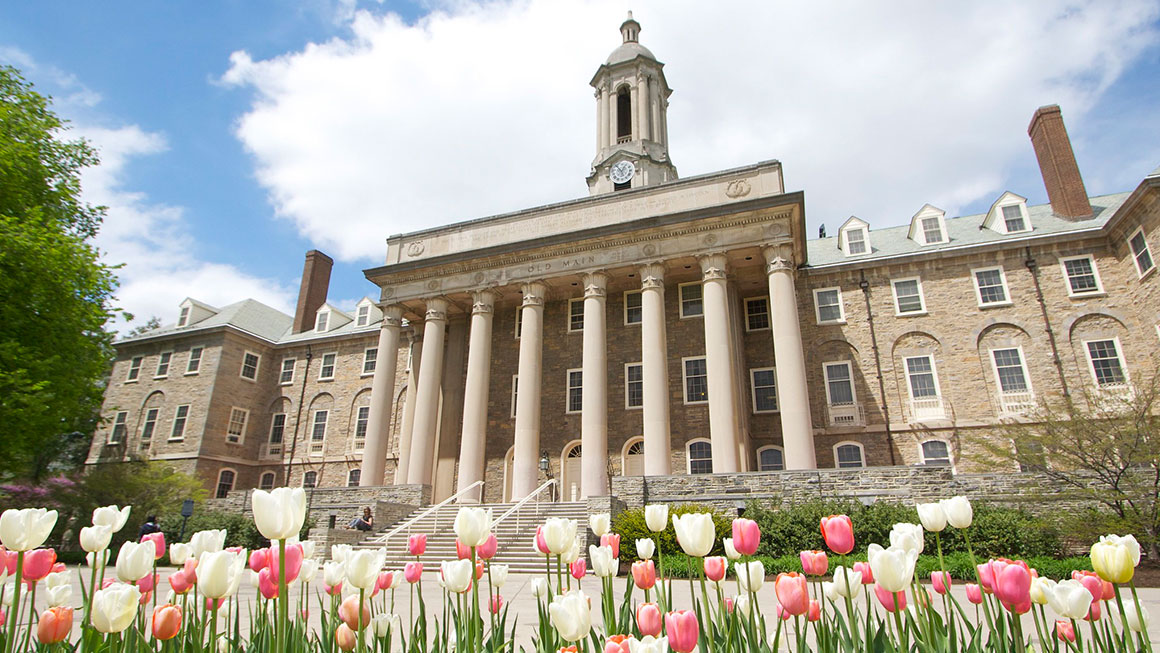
[359,305,404,487]
[608,90,618,146]
[457,290,495,502]
[511,282,546,500]
[580,272,608,498]
[639,263,671,475]
[650,80,661,145]
[597,87,609,153]
[406,298,448,486]
[394,333,422,484]
[637,75,650,141]
[699,253,741,473]
[629,84,640,141]
[763,246,817,469]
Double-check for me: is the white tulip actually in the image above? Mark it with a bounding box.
[45,571,68,590]
[1124,598,1149,633]
[644,505,669,533]
[324,562,346,588]
[391,570,405,589]
[168,542,192,565]
[672,513,715,558]
[331,544,352,563]
[542,518,578,555]
[562,538,582,565]
[47,584,72,608]
[822,581,837,601]
[92,505,131,533]
[530,577,548,598]
[86,551,108,570]
[589,513,611,537]
[549,590,592,642]
[867,543,918,593]
[734,593,752,616]
[454,507,492,548]
[345,549,386,590]
[373,613,401,638]
[916,503,946,533]
[299,559,319,584]
[300,540,316,560]
[628,636,669,653]
[198,550,245,599]
[940,496,973,529]
[1047,580,1093,620]
[441,559,473,594]
[1030,577,1056,606]
[115,540,155,583]
[723,538,741,561]
[91,583,141,633]
[832,565,863,599]
[889,523,924,555]
[636,538,655,561]
[80,524,113,553]
[735,560,765,592]
[251,487,307,541]
[589,545,617,578]
[0,508,58,551]
[0,583,11,607]
[490,564,509,589]
[189,529,227,558]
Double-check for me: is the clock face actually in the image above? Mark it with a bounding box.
[609,160,636,184]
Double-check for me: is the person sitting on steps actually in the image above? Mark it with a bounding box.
[347,507,374,532]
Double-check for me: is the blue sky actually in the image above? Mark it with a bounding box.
[3,1,1159,332]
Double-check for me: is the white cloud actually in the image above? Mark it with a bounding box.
[223,0,1160,260]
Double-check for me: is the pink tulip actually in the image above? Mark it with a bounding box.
[875,584,907,613]
[478,534,498,561]
[489,595,503,615]
[325,582,343,596]
[853,561,874,584]
[338,595,370,631]
[23,549,56,582]
[993,560,1032,614]
[141,532,166,560]
[599,533,621,559]
[1055,619,1075,642]
[1073,570,1111,602]
[151,604,182,641]
[456,539,471,560]
[168,570,192,594]
[570,559,586,580]
[377,571,393,591]
[732,518,761,556]
[137,572,157,593]
[36,606,72,645]
[182,558,198,582]
[775,604,793,620]
[50,563,65,575]
[636,602,662,637]
[808,599,821,622]
[1084,601,1101,622]
[799,550,828,576]
[139,590,152,606]
[632,560,656,590]
[268,543,303,584]
[408,534,427,556]
[703,556,726,582]
[965,583,983,605]
[931,571,951,595]
[724,597,735,613]
[775,572,809,616]
[249,549,269,572]
[976,563,994,593]
[205,598,224,611]
[534,526,550,555]
[604,635,630,653]
[335,623,356,651]
[404,561,423,583]
[0,548,14,576]
[665,610,699,653]
[819,515,854,555]
[258,568,279,600]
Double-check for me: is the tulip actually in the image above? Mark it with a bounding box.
[636,538,655,561]
[807,599,821,622]
[168,570,192,594]
[24,548,57,582]
[570,559,587,581]
[441,559,473,593]
[1030,577,1056,606]
[628,635,668,653]
[562,538,581,565]
[453,507,492,548]
[189,529,227,558]
[92,505,131,533]
[665,610,699,653]
[344,549,386,590]
[407,534,426,556]
[775,604,793,621]
[731,518,760,556]
[80,525,113,553]
[339,594,371,630]
[533,527,550,556]
[966,583,983,604]
[868,544,917,593]
[736,560,764,592]
[1073,570,1104,602]
[800,550,828,576]
[487,594,503,615]
[300,559,319,585]
[141,532,166,560]
[822,581,837,601]
[832,566,863,599]
[487,564,507,590]
[251,487,307,541]
[478,534,499,560]
[940,496,972,529]
[1123,598,1149,632]
[853,561,874,584]
[112,541,153,584]
[916,503,947,532]
[671,513,714,558]
[152,603,182,640]
[1055,619,1075,643]
[0,509,58,552]
[137,572,157,594]
[36,606,72,644]
[600,533,621,558]
[1047,579,1093,620]
[46,584,71,608]
[549,590,593,642]
[198,550,245,599]
[874,584,906,612]
[819,515,854,555]
[1090,534,1140,584]
[632,560,656,590]
[992,559,1032,613]
[258,568,279,599]
[325,582,343,596]
[976,563,994,593]
[931,571,951,595]
[888,523,924,555]
[774,572,809,616]
[530,577,548,598]
[635,601,662,636]
[589,513,611,537]
[169,542,192,566]
[722,538,740,561]
[376,571,394,592]
[1085,600,1101,622]
[543,518,579,556]
[704,556,726,583]
[335,623,357,651]
[372,613,400,638]
[91,583,141,633]
[590,545,617,578]
[249,549,268,572]
[404,561,422,583]
[644,505,669,533]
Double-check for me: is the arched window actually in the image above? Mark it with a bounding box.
[347,469,362,487]
[616,87,632,141]
[834,442,865,469]
[920,440,952,466]
[757,446,784,472]
[215,469,235,499]
[258,472,275,490]
[622,437,644,476]
[303,471,318,488]
[687,439,713,474]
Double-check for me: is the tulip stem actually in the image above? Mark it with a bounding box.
[5,551,23,653]
[277,538,287,653]
[1069,618,1083,653]
[1127,580,1152,653]
[893,592,909,653]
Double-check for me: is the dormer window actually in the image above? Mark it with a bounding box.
[845,228,867,255]
[356,304,370,327]
[920,217,944,244]
[984,193,1032,234]
[838,217,871,257]
[908,205,947,245]
[315,311,329,333]
[177,306,190,327]
[1001,205,1026,233]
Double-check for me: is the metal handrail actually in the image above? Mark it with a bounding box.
[379,480,485,542]
[492,478,557,533]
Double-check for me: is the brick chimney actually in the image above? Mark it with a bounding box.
[1028,105,1093,220]
[292,250,333,334]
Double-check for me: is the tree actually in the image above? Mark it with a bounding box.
[0,65,120,480]
[125,316,161,338]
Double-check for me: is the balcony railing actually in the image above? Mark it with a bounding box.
[616,135,632,144]
[908,396,945,421]
[259,443,283,460]
[826,402,865,426]
[999,391,1035,415]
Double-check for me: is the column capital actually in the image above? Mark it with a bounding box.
[762,244,796,275]
[381,304,405,327]
[638,261,666,289]
[470,289,496,315]
[521,281,547,307]
[407,332,423,345]
[423,297,449,322]
[698,251,729,281]
[582,271,608,299]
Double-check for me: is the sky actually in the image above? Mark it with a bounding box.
[3,1,1159,333]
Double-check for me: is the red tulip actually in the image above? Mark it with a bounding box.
[775,572,809,616]
[800,550,828,576]
[268,543,303,584]
[478,534,499,560]
[23,549,57,582]
[405,561,422,583]
[249,549,269,572]
[408,534,427,556]
[36,606,72,644]
[152,603,182,641]
[704,556,726,582]
[141,532,166,560]
[819,515,854,555]
[807,599,821,622]
[599,533,621,559]
[338,595,370,630]
[335,623,356,651]
[632,560,656,590]
[168,570,192,594]
[570,559,586,580]
[931,571,951,595]
[875,584,907,613]
[636,602,662,637]
[1055,619,1075,642]
[965,583,983,605]
[732,518,761,556]
[665,610,699,653]
[258,568,279,599]
[490,594,504,615]
[853,561,874,584]
[456,539,471,560]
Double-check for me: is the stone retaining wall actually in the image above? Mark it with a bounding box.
[204,484,431,536]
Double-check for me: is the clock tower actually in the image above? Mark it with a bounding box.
[587,13,678,195]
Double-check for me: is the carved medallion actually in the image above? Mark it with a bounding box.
[703,234,718,246]
[381,288,395,299]
[725,179,752,199]
[427,280,440,291]
[406,241,425,257]
[473,272,486,284]
[642,244,657,256]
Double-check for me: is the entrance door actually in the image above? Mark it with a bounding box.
[623,438,644,476]
[561,442,582,501]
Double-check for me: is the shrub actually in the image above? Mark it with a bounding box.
[612,504,732,557]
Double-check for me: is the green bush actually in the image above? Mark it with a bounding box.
[159,510,316,553]
[612,504,732,557]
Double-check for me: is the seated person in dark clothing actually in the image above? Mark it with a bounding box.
[138,515,162,539]
[347,507,374,531]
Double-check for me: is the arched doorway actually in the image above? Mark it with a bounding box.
[561,441,582,502]
[502,446,515,503]
[622,437,644,477]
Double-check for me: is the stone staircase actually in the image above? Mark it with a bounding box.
[353,501,589,574]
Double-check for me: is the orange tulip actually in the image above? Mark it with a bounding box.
[152,603,182,641]
[36,606,72,644]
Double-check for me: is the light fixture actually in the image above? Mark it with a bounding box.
[539,452,550,473]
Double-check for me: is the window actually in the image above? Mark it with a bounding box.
[109,411,128,444]
[824,362,855,405]
[750,368,778,413]
[624,290,642,325]
[991,348,1030,394]
[170,405,189,440]
[1061,256,1103,295]
[892,278,926,315]
[1129,228,1154,277]
[972,267,1010,306]
[683,357,708,404]
[568,299,584,332]
[1001,205,1027,233]
[240,352,260,381]
[126,357,143,382]
[139,408,159,448]
[514,307,523,339]
[353,406,370,448]
[356,304,371,327]
[510,375,518,418]
[177,306,190,327]
[920,217,944,244]
[625,363,643,409]
[757,446,784,472]
[347,469,362,487]
[745,297,770,331]
[1085,339,1127,387]
[215,470,235,499]
[226,408,248,444]
[905,356,940,399]
[679,283,703,318]
[688,440,712,474]
[186,347,203,374]
[280,358,296,384]
[302,471,317,488]
[310,410,328,452]
[318,353,337,380]
[920,440,952,466]
[813,288,845,323]
[844,227,868,255]
[363,348,377,375]
[269,413,286,445]
[566,369,583,413]
[315,311,329,332]
[258,472,275,490]
[834,443,865,469]
[155,352,172,378]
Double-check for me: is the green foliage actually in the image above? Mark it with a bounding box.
[0,64,120,480]
[611,503,732,556]
[160,509,267,551]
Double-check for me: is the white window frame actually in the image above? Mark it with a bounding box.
[833,441,866,469]
[999,203,1030,234]
[318,352,337,381]
[971,266,1012,308]
[177,306,190,327]
[568,298,584,333]
[905,355,943,398]
[108,411,128,445]
[362,348,378,376]
[989,346,1033,396]
[623,290,642,326]
[624,362,643,410]
[1128,227,1155,278]
[356,304,371,327]
[352,405,370,450]
[279,358,296,385]
[154,351,172,379]
[686,438,713,475]
[621,437,645,474]
[169,404,190,441]
[756,445,785,472]
[1082,337,1131,388]
[315,310,330,333]
[813,287,846,324]
[749,367,779,413]
[918,215,946,245]
[681,356,708,405]
[186,347,203,375]
[309,409,329,453]
[1060,255,1105,297]
[258,472,276,490]
[891,277,927,316]
[566,368,583,414]
[679,282,704,319]
[843,226,869,256]
[215,468,236,499]
[139,408,160,448]
[226,407,249,445]
[510,375,519,418]
[514,307,523,339]
[919,439,953,466]
[126,356,143,383]
[823,361,857,406]
[240,351,260,381]
[744,297,770,332]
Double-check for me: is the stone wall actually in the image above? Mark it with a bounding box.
[204,484,430,534]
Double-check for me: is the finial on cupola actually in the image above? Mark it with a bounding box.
[620,11,641,43]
